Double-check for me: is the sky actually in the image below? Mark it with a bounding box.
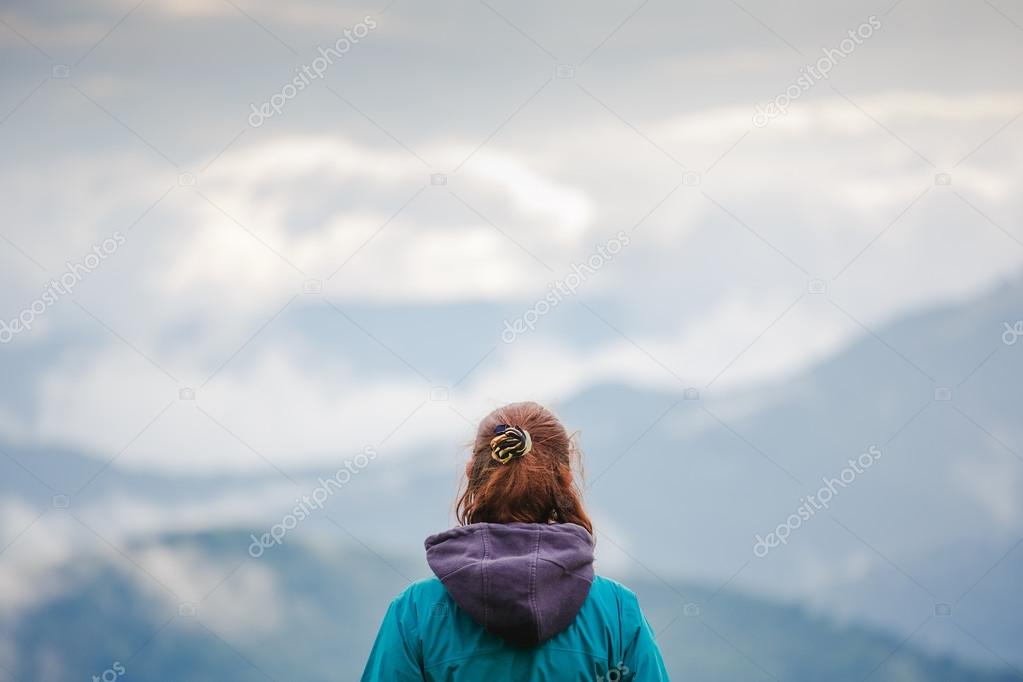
[1,0,1022,474]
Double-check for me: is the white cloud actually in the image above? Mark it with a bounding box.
[14,296,843,473]
[2,91,1022,474]
[135,544,284,636]
[0,502,77,614]
[953,453,1023,530]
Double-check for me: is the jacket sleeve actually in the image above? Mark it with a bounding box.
[621,589,670,680]
[361,592,424,682]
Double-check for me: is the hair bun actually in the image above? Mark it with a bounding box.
[490,424,532,464]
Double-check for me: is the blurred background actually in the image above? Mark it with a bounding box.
[1,0,1022,679]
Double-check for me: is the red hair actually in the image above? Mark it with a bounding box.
[456,401,593,534]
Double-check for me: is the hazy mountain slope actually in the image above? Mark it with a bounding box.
[4,530,1019,682]
[561,277,1023,664]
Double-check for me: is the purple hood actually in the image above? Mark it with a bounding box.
[425,522,595,647]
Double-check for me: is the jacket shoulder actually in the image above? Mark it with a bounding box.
[401,576,446,598]
[390,576,448,612]
[585,575,646,626]
[589,575,639,603]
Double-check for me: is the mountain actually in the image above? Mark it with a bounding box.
[3,529,1019,682]
[559,276,1023,666]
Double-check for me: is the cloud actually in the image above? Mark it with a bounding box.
[953,453,1023,530]
[0,501,77,615]
[134,543,285,636]
[2,90,1022,473]
[12,294,843,473]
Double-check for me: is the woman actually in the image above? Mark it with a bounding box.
[361,401,669,681]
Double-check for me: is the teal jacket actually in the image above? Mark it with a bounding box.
[362,523,669,681]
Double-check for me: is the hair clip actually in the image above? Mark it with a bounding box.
[490,424,532,464]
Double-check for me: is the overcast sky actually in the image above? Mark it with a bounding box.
[2,0,1022,472]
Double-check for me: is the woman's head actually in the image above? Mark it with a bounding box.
[456,401,592,534]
